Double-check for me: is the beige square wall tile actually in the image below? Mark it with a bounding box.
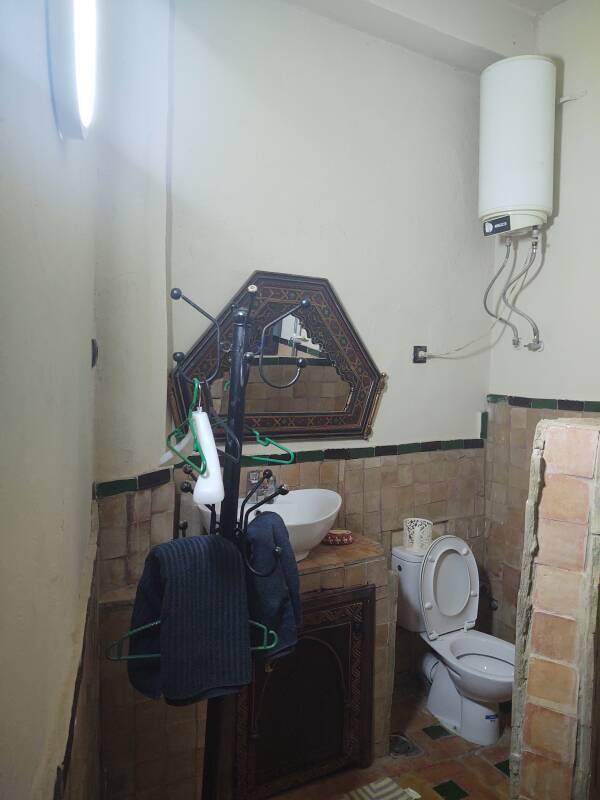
[100,527,127,560]
[344,468,364,494]
[132,490,152,522]
[510,406,528,429]
[299,461,320,488]
[321,568,344,589]
[299,572,321,594]
[100,557,127,593]
[381,486,399,511]
[99,493,128,528]
[364,490,380,514]
[363,511,381,536]
[280,463,300,487]
[127,522,150,556]
[345,563,367,587]
[366,559,388,587]
[319,461,338,485]
[365,468,382,492]
[345,492,363,515]
[151,482,175,515]
[150,511,174,546]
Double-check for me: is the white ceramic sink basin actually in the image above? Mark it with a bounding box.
[198,488,342,561]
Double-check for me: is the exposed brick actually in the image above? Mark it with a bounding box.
[520,750,573,800]
[544,425,599,478]
[536,518,587,572]
[522,702,577,763]
[533,564,581,618]
[538,474,590,524]
[530,612,577,663]
[527,657,578,712]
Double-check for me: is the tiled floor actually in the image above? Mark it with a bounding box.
[276,694,511,800]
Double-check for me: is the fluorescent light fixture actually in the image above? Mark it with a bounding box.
[47,0,97,138]
[73,0,97,130]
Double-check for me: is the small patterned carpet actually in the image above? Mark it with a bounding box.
[341,778,420,799]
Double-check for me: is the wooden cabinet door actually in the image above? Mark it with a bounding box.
[234,584,375,799]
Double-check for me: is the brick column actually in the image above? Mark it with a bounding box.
[511,419,600,800]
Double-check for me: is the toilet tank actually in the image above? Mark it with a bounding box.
[392,545,426,632]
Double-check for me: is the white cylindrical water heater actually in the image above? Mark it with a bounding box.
[479,55,556,236]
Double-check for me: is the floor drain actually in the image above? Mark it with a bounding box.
[389,734,422,758]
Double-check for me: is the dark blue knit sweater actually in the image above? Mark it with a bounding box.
[128,535,251,704]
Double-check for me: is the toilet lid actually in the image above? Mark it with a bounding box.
[419,535,479,641]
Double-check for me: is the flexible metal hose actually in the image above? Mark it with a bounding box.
[501,236,541,348]
[483,239,520,345]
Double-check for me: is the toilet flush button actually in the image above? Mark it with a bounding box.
[470,590,478,597]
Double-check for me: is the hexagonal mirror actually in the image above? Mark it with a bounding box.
[168,272,385,440]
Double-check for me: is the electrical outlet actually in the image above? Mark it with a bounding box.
[413,345,427,364]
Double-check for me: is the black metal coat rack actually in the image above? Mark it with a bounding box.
[170,282,310,799]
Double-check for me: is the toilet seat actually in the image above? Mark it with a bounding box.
[419,536,479,641]
[423,629,515,674]
[422,628,515,705]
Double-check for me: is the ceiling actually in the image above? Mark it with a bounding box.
[506,0,567,16]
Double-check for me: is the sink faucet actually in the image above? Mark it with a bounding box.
[246,469,276,503]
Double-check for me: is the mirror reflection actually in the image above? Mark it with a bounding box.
[213,314,352,415]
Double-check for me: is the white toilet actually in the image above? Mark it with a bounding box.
[392,535,515,746]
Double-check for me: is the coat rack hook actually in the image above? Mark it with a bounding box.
[170,287,222,383]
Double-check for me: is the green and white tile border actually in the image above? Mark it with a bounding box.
[94,438,485,498]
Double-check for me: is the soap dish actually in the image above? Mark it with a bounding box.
[323,529,353,546]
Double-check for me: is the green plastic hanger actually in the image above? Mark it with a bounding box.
[166,378,207,475]
[248,428,295,465]
[106,619,278,662]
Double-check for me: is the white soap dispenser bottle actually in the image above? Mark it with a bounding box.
[191,407,225,506]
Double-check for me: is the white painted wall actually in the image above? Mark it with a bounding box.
[284,0,537,73]
[0,3,97,797]
[488,0,600,400]
[170,0,492,449]
[93,0,170,481]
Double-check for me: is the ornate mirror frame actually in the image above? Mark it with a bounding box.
[168,272,386,440]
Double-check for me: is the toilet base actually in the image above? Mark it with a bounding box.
[425,660,501,746]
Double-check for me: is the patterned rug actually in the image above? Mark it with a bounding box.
[340,778,420,799]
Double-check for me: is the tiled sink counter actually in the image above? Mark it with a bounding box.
[98,525,396,799]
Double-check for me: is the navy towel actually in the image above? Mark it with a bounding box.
[245,511,301,661]
[128,535,251,704]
